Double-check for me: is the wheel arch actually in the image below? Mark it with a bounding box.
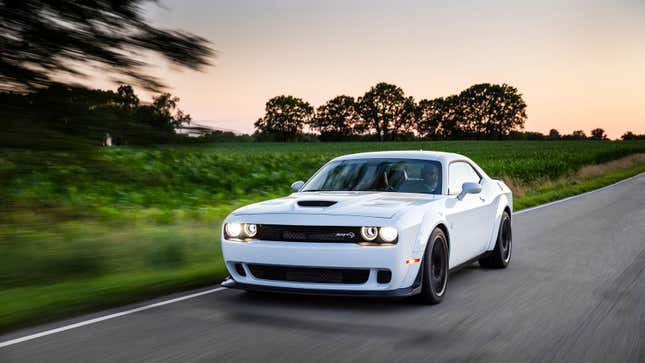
[434,222,450,253]
[484,194,512,251]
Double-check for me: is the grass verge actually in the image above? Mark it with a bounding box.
[512,154,645,210]
[0,263,226,334]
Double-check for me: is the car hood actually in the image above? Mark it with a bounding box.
[231,191,442,219]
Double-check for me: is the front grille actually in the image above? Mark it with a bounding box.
[256,225,362,243]
[247,264,369,284]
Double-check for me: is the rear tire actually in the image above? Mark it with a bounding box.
[418,228,449,305]
[479,211,512,268]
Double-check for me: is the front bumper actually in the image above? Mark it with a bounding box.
[221,275,422,297]
[222,237,424,292]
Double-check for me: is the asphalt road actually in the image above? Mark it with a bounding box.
[1,173,644,362]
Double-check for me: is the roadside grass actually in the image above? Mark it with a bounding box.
[0,220,226,332]
[0,262,225,332]
[512,153,645,210]
[1,141,645,333]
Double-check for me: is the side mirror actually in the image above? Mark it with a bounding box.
[290,180,305,192]
[457,182,481,200]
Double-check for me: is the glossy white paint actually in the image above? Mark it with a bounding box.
[221,151,512,293]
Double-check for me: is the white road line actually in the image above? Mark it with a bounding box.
[1,171,643,349]
[515,172,644,215]
[0,287,227,349]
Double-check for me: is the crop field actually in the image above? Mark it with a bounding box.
[1,140,645,331]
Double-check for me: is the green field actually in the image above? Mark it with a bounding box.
[1,140,645,332]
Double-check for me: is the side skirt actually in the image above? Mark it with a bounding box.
[448,252,489,275]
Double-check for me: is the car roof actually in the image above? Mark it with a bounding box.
[332,150,464,163]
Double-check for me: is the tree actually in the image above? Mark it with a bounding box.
[565,130,587,140]
[416,98,443,139]
[590,128,607,140]
[548,129,561,140]
[356,83,416,141]
[254,95,313,141]
[151,93,191,128]
[621,131,645,140]
[457,83,527,139]
[0,0,214,91]
[117,85,139,109]
[310,95,358,141]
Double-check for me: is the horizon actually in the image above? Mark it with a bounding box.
[84,0,645,139]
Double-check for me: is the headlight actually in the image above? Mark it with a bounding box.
[360,226,378,241]
[359,226,398,244]
[225,223,242,238]
[378,226,398,242]
[224,222,259,240]
[243,223,258,237]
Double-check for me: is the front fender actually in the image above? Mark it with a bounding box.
[484,191,512,251]
[411,206,449,254]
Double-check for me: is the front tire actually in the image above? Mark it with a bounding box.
[418,228,449,305]
[479,211,512,268]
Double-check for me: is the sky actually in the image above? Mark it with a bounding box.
[97,0,645,138]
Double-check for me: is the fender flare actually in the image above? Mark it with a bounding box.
[484,193,512,251]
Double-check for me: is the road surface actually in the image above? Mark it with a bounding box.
[1,173,644,362]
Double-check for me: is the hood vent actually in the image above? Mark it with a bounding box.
[297,200,337,207]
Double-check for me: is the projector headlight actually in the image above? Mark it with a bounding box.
[360,226,378,241]
[243,223,258,237]
[359,226,398,245]
[378,226,398,243]
[224,222,259,240]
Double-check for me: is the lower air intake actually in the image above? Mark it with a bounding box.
[247,264,369,284]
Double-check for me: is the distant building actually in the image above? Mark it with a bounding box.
[175,122,240,137]
[175,125,215,137]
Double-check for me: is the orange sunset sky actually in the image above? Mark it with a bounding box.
[89,0,645,139]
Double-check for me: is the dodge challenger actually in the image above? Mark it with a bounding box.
[221,151,512,304]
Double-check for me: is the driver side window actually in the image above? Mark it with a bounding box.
[448,162,481,195]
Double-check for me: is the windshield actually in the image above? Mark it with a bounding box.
[302,158,443,194]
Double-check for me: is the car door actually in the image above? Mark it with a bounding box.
[444,161,490,267]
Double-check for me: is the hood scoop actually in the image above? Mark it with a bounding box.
[297,200,337,207]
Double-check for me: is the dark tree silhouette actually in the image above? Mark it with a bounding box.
[548,129,561,140]
[0,83,193,146]
[0,0,214,91]
[310,95,358,141]
[117,85,140,109]
[457,83,527,139]
[416,98,444,139]
[590,128,607,140]
[434,95,463,139]
[563,130,587,140]
[356,83,416,141]
[620,131,645,140]
[254,95,313,141]
[416,97,463,139]
[152,93,191,129]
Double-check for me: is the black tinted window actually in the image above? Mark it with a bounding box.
[302,158,442,195]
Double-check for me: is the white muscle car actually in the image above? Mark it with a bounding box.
[221,151,512,304]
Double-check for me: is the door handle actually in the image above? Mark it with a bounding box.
[479,195,486,202]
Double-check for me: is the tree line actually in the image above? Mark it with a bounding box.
[254,82,644,142]
[1,84,192,148]
[254,82,528,141]
[2,82,641,148]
